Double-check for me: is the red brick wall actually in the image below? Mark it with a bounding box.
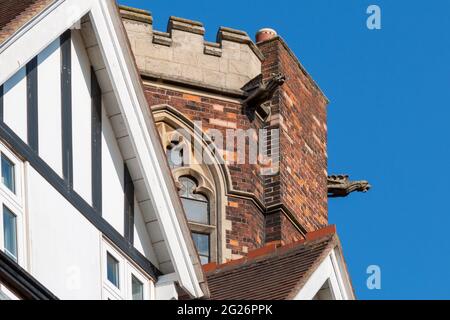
[144,85,265,200]
[144,35,328,258]
[144,84,267,257]
[258,37,329,235]
[265,212,304,244]
[226,197,265,256]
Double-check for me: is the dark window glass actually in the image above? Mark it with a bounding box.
[192,233,210,265]
[1,155,15,193]
[3,206,17,261]
[107,253,120,288]
[131,275,144,300]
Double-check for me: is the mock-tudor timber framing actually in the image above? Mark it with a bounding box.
[90,68,102,214]
[0,85,3,122]
[60,29,73,188]
[0,0,206,299]
[26,57,39,153]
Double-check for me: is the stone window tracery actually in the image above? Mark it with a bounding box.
[178,176,211,264]
[178,176,209,225]
[154,106,231,264]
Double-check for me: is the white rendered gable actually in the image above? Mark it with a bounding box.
[0,0,204,298]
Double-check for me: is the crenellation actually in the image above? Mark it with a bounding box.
[152,31,172,47]
[218,27,265,61]
[204,42,222,57]
[119,5,153,23]
[168,16,205,36]
[217,27,249,42]
[120,5,152,33]
[120,6,263,92]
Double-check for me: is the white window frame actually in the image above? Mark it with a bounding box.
[106,251,121,290]
[0,142,25,266]
[101,239,154,300]
[102,241,125,299]
[128,265,152,301]
[0,143,24,208]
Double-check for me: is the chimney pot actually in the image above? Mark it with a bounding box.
[256,28,277,43]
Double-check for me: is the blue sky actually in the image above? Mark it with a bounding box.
[120,0,450,299]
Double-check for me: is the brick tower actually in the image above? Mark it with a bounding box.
[121,6,330,263]
[257,30,329,243]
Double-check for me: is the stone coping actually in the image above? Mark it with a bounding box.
[119,5,264,61]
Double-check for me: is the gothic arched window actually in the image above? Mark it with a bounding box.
[156,116,225,263]
[178,176,210,264]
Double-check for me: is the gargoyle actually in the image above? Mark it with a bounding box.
[242,73,286,121]
[328,175,371,198]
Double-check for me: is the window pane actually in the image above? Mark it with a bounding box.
[131,275,144,300]
[1,155,15,193]
[199,255,209,265]
[192,233,209,264]
[3,207,17,261]
[181,198,209,224]
[107,253,119,288]
[178,177,196,198]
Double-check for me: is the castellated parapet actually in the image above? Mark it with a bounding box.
[120,6,263,93]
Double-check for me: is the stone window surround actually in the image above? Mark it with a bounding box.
[153,106,231,263]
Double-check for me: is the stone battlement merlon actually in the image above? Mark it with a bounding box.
[169,16,205,35]
[217,27,264,61]
[119,5,153,24]
[120,5,263,93]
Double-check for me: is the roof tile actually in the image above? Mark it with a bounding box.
[0,0,54,44]
[205,227,338,300]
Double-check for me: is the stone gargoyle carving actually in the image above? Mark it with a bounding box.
[327,175,371,198]
[242,73,286,121]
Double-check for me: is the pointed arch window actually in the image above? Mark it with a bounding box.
[178,176,211,264]
[156,118,223,264]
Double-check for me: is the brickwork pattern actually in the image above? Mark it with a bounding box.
[259,38,329,234]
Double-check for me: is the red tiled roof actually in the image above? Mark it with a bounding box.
[205,226,338,300]
[0,0,54,44]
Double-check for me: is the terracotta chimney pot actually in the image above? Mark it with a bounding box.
[256,28,277,43]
